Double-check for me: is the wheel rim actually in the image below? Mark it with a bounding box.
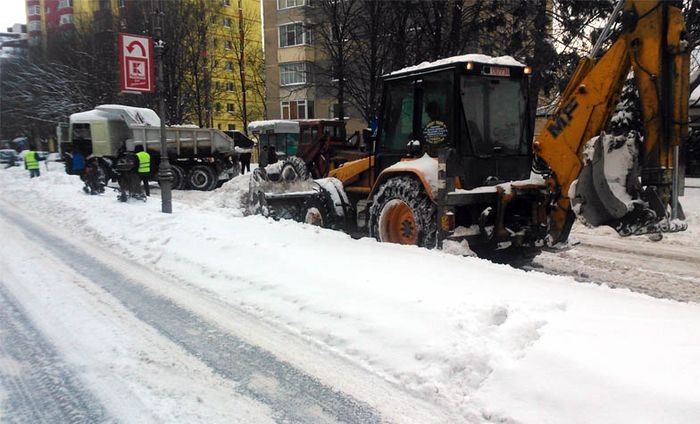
[379,199,418,245]
[305,207,323,226]
[190,170,209,189]
[192,172,205,186]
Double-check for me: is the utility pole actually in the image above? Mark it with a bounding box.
[153,0,173,213]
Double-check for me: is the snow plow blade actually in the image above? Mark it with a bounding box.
[248,160,354,230]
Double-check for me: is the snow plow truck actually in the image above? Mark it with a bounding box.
[251,0,690,260]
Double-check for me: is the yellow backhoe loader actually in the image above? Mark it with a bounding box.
[248,0,689,261]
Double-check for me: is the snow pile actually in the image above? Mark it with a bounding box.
[1,163,700,423]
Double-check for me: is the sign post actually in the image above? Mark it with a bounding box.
[118,33,155,93]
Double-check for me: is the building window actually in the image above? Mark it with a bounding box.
[215,103,221,112]
[280,62,307,85]
[227,103,235,113]
[281,100,313,119]
[226,82,235,92]
[223,0,231,5]
[278,0,305,9]
[223,17,232,28]
[228,124,236,130]
[58,0,72,9]
[224,40,232,50]
[28,5,41,16]
[59,14,73,26]
[279,23,309,48]
[224,61,233,71]
[28,21,41,32]
[329,103,350,119]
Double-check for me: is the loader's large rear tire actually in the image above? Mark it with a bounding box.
[369,176,437,248]
[170,164,186,190]
[188,165,217,191]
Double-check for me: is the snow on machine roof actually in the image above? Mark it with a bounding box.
[247,120,300,134]
[388,54,525,77]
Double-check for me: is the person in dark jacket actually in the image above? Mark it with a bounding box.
[115,150,145,202]
[83,156,105,195]
[239,151,252,174]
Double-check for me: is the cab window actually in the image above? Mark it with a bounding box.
[379,80,414,151]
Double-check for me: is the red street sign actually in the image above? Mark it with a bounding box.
[119,33,155,93]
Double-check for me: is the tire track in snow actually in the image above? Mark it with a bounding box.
[530,233,700,303]
[0,283,110,424]
[3,206,381,424]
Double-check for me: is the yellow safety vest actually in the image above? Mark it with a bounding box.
[25,151,39,170]
[136,151,150,174]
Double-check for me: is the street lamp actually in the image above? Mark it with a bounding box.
[152,1,173,213]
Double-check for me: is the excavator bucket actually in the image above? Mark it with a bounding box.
[572,135,687,237]
[571,136,630,226]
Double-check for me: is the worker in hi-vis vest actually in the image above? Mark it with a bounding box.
[24,148,45,178]
[135,145,151,197]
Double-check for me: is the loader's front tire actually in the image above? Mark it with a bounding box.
[369,176,436,248]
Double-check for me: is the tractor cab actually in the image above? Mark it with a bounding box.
[377,54,534,189]
[247,120,300,165]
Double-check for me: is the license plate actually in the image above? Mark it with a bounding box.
[487,66,510,77]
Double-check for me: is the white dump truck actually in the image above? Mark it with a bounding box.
[60,104,240,191]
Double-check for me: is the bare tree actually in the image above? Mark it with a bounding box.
[223,1,266,133]
[310,0,363,132]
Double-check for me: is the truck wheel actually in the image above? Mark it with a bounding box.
[171,165,186,190]
[369,176,436,248]
[188,165,216,191]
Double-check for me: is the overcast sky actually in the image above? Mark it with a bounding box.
[1,0,26,32]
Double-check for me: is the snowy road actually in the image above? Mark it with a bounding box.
[0,282,108,423]
[532,186,700,303]
[0,200,453,423]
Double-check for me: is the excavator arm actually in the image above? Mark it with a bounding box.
[534,0,690,244]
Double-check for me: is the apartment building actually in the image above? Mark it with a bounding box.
[26,0,121,49]
[209,0,265,132]
[262,0,365,135]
